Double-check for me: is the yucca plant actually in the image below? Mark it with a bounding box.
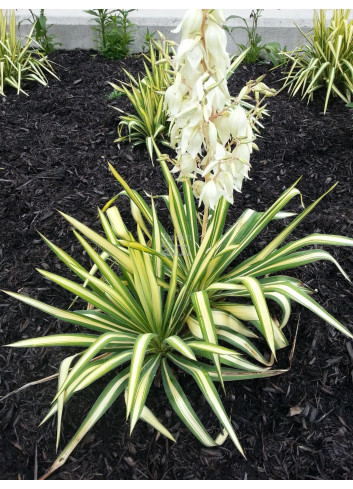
[281,9,353,113]
[4,156,353,479]
[110,35,175,162]
[0,9,58,96]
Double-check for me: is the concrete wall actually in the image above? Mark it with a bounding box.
[14,9,351,53]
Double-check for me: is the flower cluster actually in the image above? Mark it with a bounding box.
[165,9,275,209]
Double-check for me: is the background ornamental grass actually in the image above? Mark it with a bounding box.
[282,9,353,113]
[0,9,57,96]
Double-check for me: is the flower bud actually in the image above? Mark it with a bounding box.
[252,82,276,97]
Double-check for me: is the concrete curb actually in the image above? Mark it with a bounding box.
[14,9,352,53]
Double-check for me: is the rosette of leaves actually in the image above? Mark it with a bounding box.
[281,9,353,113]
[4,156,353,479]
[0,9,58,96]
[110,35,175,162]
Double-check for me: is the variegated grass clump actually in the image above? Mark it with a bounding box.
[110,35,176,161]
[0,9,58,96]
[4,162,353,479]
[281,9,353,114]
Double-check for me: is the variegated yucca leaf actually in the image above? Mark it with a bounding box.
[4,157,353,479]
[280,9,353,113]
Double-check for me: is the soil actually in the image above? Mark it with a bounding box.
[1,50,353,480]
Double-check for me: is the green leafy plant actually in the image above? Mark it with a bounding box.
[110,35,175,161]
[85,9,110,52]
[225,9,281,65]
[25,9,62,54]
[142,27,158,53]
[107,87,124,101]
[281,9,353,113]
[0,9,58,96]
[85,9,137,59]
[265,41,287,67]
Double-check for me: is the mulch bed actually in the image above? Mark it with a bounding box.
[1,50,353,480]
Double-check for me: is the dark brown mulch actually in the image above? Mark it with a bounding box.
[0,50,353,480]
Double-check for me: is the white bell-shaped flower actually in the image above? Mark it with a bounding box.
[217,170,234,204]
[207,121,218,153]
[164,73,183,116]
[172,9,203,39]
[214,114,230,146]
[229,105,248,138]
[181,125,203,158]
[233,142,251,165]
[176,38,203,70]
[179,153,197,177]
[208,9,226,25]
[230,160,248,192]
[204,22,228,68]
[199,179,222,209]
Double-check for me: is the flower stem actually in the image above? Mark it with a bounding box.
[201,206,209,242]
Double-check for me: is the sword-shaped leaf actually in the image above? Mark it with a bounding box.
[187,340,242,357]
[217,329,273,366]
[228,277,275,356]
[126,333,156,417]
[248,250,351,282]
[164,335,197,360]
[265,283,353,339]
[2,290,126,334]
[59,211,133,273]
[130,354,161,432]
[53,333,132,402]
[187,310,258,339]
[162,238,179,332]
[40,368,130,480]
[139,405,175,442]
[168,353,245,456]
[183,179,199,258]
[192,291,224,389]
[161,359,218,447]
[56,354,78,450]
[41,352,133,426]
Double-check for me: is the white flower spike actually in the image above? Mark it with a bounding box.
[165,9,275,210]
